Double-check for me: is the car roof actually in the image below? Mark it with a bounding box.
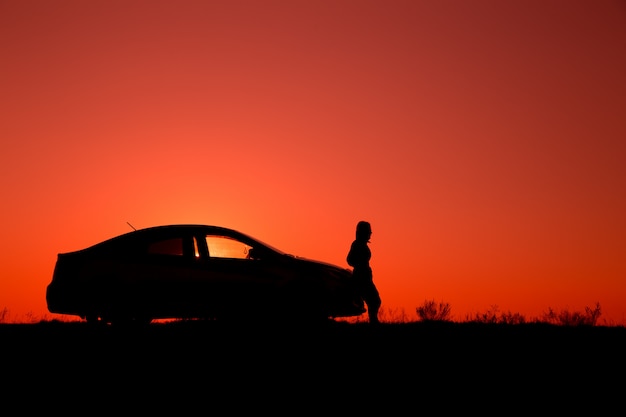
[71,224,286,255]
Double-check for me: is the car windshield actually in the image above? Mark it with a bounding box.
[232,231,288,256]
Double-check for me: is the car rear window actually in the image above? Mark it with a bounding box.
[147,238,184,256]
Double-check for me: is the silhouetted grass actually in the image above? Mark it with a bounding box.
[338,300,617,327]
[0,300,620,327]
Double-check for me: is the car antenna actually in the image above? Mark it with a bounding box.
[127,221,137,231]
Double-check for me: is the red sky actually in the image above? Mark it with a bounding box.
[1,0,625,324]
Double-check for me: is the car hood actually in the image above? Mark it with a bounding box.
[288,254,351,275]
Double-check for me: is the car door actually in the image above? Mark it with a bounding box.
[124,234,200,318]
[192,234,291,318]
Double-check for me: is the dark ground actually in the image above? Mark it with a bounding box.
[1,319,623,413]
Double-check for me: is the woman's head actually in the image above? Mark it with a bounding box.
[356,221,372,241]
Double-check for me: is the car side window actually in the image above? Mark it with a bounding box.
[205,235,252,259]
[147,238,184,256]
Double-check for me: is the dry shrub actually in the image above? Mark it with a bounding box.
[416,299,452,322]
[0,307,9,323]
[465,304,526,324]
[541,302,602,326]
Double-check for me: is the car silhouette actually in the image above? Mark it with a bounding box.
[46,224,366,325]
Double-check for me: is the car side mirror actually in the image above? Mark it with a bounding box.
[247,247,259,260]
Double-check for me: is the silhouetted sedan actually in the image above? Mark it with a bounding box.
[46,224,365,325]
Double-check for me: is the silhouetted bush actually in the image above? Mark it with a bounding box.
[465,304,526,324]
[416,299,452,322]
[462,302,603,326]
[540,302,602,326]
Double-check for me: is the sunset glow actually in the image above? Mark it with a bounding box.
[1,0,625,324]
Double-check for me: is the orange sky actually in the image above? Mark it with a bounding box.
[1,0,625,324]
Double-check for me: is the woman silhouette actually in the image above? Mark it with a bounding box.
[347,220,381,324]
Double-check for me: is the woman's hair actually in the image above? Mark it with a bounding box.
[356,221,371,240]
